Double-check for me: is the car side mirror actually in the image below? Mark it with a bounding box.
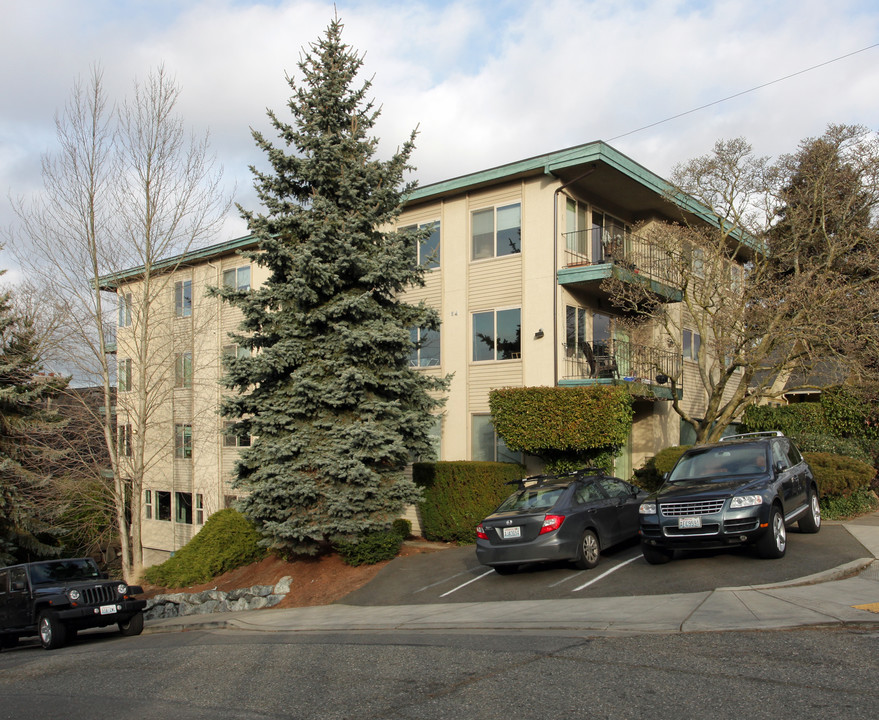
[11,581,26,591]
[773,461,786,475]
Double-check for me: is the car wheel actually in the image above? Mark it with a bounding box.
[641,542,674,565]
[798,488,821,534]
[118,611,145,637]
[757,506,787,559]
[38,610,67,650]
[573,529,600,570]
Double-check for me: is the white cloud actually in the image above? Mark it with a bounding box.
[2,0,878,275]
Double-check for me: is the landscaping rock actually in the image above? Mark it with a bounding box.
[144,575,294,620]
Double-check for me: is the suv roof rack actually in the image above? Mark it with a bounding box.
[506,467,606,488]
[720,431,785,442]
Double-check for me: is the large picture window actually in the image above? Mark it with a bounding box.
[223,265,251,291]
[401,221,441,269]
[472,308,521,362]
[471,415,522,463]
[471,203,521,260]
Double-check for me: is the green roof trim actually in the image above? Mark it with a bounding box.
[98,234,258,290]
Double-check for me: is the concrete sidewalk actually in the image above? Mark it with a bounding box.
[144,513,879,638]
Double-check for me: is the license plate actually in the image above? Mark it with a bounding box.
[100,604,118,615]
[678,516,702,529]
[502,526,521,539]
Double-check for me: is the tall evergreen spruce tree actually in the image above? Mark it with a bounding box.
[217,19,447,555]
[0,283,67,564]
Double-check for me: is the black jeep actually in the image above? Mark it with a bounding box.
[0,557,146,650]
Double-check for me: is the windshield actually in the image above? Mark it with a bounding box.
[497,486,565,513]
[668,444,768,483]
[26,559,102,585]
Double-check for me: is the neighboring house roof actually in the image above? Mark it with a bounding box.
[98,140,753,290]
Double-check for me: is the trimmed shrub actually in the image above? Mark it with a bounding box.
[821,488,879,520]
[414,461,526,543]
[802,452,876,498]
[335,530,404,566]
[741,403,826,437]
[143,509,266,587]
[391,518,412,539]
[489,385,633,469]
[633,446,690,492]
[790,433,871,463]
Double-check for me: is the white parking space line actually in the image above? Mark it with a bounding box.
[439,569,495,598]
[548,571,587,588]
[413,570,473,594]
[572,555,642,592]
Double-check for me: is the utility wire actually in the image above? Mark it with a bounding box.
[608,42,879,142]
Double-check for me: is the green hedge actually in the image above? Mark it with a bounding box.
[489,385,633,453]
[413,461,526,543]
[143,509,266,587]
[802,452,876,498]
[633,446,690,492]
[334,529,405,566]
[741,403,827,437]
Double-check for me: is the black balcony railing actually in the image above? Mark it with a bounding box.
[562,339,682,389]
[562,229,681,288]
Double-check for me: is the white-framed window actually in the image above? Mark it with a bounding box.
[222,344,250,361]
[683,328,701,360]
[472,308,521,361]
[144,489,153,520]
[409,327,441,367]
[175,352,193,388]
[471,203,521,260]
[175,279,192,317]
[118,423,132,457]
[118,292,132,328]
[223,265,251,291]
[175,424,192,459]
[118,358,132,392]
[471,414,522,464]
[195,493,204,525]
[401,221,441,269]
[222,421,252,448]
[565,198,589,257]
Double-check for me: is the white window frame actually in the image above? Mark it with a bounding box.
[471,203,521,261]
[472,308,522,362]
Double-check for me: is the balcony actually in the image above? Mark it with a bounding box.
[560,339,682,400]
[558,229,682,302]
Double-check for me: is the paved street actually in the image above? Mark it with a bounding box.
[1,624,877,719]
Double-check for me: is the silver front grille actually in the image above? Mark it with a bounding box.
[660,499,725,517]
[81,584,117,605]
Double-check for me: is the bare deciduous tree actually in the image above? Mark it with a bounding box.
[8,65,230,581]
[605,126,879,444]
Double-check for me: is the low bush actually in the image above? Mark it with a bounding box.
[820,488,879,520]
[391,518,412,539]
[334,529,404,566]
[414,461,526,543]
[633,446,690,492]
[789,433,871,463]
[143,509,266,587]
[803,452,876,498]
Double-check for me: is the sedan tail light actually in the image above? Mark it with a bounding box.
[476,523,488,540]
[539,514,565,535]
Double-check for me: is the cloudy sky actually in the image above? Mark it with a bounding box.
[2,0,878,282]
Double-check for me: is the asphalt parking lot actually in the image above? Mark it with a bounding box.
[342,522,870,606]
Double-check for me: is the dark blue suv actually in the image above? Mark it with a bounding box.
[638,432,821,564]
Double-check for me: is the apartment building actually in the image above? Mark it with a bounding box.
[104,141,730,565]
